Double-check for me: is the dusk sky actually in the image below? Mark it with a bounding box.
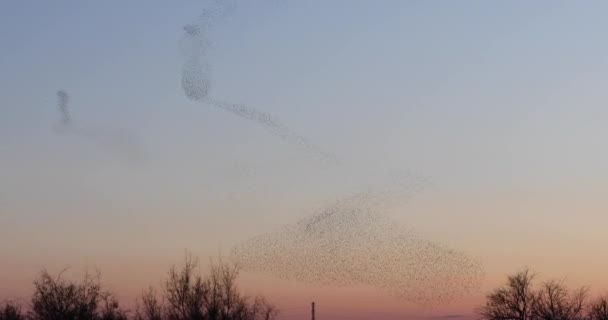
[2,1,608,319]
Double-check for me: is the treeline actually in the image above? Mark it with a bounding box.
[0,255,277,320]
[479,268,608,320]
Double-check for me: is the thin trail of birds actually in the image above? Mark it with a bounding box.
[180,8,340,165]
[207,98,340,164]
[54,90,143,162]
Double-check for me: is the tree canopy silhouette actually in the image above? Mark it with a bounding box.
[532,279,587,320]
[588,296,608,320]
[137,255,277,320]
[479,268,593,320]
[478,268,536,320]
[29,269,127,320]
[1,254,276,320]
[0,301,25,320]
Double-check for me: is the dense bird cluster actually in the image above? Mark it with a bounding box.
[57,90,71,126]
[232,189,483,304]
[179,5,339,164]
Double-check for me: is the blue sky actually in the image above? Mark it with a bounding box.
[2,1,608,318]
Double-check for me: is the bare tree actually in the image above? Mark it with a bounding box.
[478,268,536,320]
[161,254,277,320]
[164,255,206,320]
[29,269,126,320]
[135,288,163,320]
[30,269,102,320]
[1,254,277,320]
[249,297,277,320]
[0,301,24,320]
[99,293,129,320]
[531,280,588,320]
[589,295,608,320]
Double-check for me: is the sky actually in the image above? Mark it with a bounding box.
[2,0,608,319]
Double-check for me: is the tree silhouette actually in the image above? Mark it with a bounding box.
[1,254,277,320]
[161,254,277,320]
[135,288,163,320]
[100,293,129,320]
[478,268,536,320]
[479,269,594,320]
[588,296,608,320]
[29,269,127,320]
[531,280,587,320]
[135,254,276,320]
[0,301,24,320]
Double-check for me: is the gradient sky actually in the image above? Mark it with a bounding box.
[2,1,608,319]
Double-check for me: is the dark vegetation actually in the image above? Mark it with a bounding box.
[479,268,608,320]
[9,263,608,320]
[0,255,276,320]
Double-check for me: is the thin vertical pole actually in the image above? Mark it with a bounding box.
[312,302,315,320]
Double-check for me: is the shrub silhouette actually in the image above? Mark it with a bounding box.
[99,294,129,320]
[588,296,608,320]
[29,269,127,320]
[134,288,162,320]
[0,301,24,320]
